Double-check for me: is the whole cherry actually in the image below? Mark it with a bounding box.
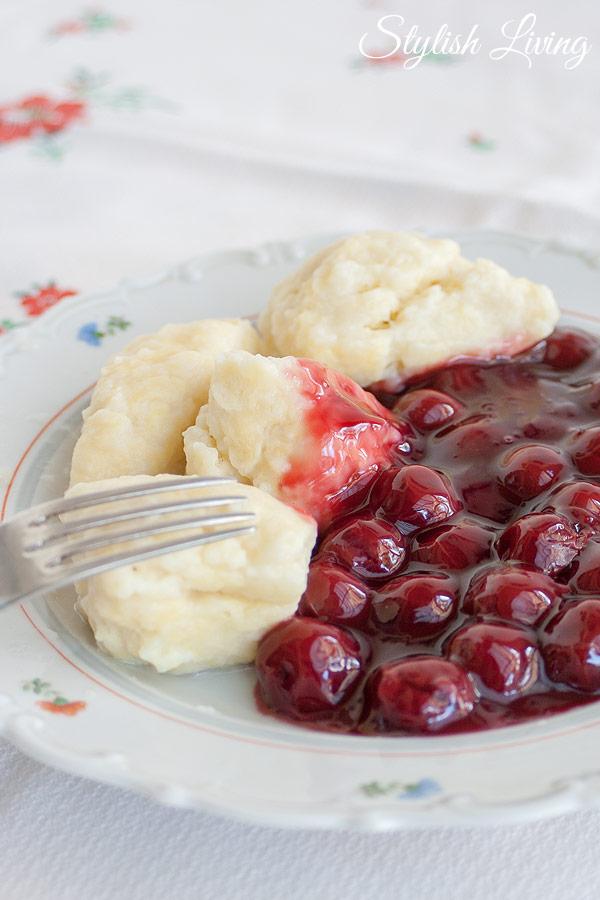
[542,599,600,692]
[393,389,463,432]
[255,618,369,718]
[365,657,477,733]
[542,329,597,371]
[463,564,565,627]
[412,519,494,570]
[447,621,541,697]
[298,561,371,628]
[496,512,585,575]
[571,428,600,476]
[370,464,462,534]
[371,573,458,641]
[543,481,600,534]
[317,514,408,582]
[499,444,565,502]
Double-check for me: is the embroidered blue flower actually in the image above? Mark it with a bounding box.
[77,315,131,346]
[78,322,102,345]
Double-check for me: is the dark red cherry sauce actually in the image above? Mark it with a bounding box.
[256,328,600,736]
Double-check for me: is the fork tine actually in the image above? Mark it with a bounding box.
[28,476,235,523]
[44,511,256,562]
[54,526,256,582]
[33,495,250,547]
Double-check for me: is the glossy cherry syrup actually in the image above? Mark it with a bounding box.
[256,328,600,735]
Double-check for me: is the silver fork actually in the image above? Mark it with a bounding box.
[0,476,255,611]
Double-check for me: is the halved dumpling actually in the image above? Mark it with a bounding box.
[70,319,262,485]
[185,350,413,529]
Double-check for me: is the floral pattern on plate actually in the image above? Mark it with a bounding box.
[23,678,87,716]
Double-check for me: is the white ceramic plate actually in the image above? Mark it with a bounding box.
[3,230,600,831]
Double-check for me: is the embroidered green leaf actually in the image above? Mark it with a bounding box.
[360,781,402,797]
[0,319,25,332]
[106,315,131,334]
[65,68,176,113]
[84,11,121,31]
[23,678,51,695]
[33,136,66,161]
[467,132,496,152]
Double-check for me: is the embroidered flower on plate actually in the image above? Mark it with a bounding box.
[78,322,103,346]
[23,678,87,716]
[359,778,442,799]
[78,315,131,346]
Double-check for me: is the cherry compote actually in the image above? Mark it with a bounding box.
[256,327,600,735]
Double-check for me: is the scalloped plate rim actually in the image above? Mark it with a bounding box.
[2,229,600,830]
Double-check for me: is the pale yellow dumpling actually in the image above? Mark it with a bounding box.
[68,475,316,674]
[70,319,262,485]
[259,231,559,387]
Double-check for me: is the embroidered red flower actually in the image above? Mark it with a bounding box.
[0,95,85,143]
[18,282,77,317]
[50,10,130,38]
[37,699,87,716]
[53,21,86,36]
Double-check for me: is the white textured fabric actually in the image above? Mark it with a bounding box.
[1,738,600,900]
[1,0,600,326]
[2,0,600,897]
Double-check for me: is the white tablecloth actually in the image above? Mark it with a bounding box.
[2,1,600,897]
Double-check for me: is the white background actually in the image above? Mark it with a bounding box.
[1,1,600,897]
